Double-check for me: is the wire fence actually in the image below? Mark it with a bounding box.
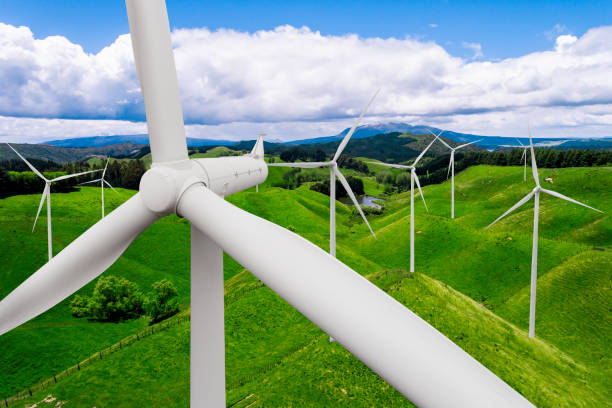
[2,313,190,407]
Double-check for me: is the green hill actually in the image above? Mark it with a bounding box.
[0,165,610,407]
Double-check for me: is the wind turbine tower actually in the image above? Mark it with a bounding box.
[367,134,440,272]
[432,131,482,219]
[7,144,100,260]
[487,130,602,338]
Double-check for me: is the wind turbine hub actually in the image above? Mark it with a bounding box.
[139,166,183,214]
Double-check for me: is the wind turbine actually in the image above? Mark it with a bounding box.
[6,144,100,260]
[513,138,529,182]
[255,134,265,193]
[432,131,482,219]
[487,130,602,338]
[367,135,439,272]
[0,1,535,407]
[79,159,118,218]
[269,90,379,257]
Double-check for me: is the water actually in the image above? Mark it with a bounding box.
[340,195,386,209]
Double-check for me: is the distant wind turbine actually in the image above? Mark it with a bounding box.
[513,138,529,182]
[6,144,100,260]
[255,134,265,193]
[433,131,482,219]
[269,90,379,257]
[79,158,118,218]
[486,130,602,338]
[367,134,440,272]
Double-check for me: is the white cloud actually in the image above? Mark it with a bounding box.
[0,22,612,142]
[429,23,438,28]
[461,41,484,60]
[545,23,568,40]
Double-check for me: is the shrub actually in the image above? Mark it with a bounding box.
[69,294,91,318]
[145,279,180,323]
[89,276,144,322]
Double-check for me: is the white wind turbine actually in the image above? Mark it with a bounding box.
[255,134,265,193]
[513,138,529,182]
[6,144,100,260]
[0,1,535,407]
[487,131,602,338]
[79,159,118,218]
[367,134,440,273]
[432,131,482,219]
[268,91,379,257]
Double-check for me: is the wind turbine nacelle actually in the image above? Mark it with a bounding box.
[192,156,268,197]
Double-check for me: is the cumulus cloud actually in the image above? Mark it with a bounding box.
[429,23,438,28]
[1,22,612,141]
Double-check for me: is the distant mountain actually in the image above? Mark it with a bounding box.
[29,123,612,163]
[287,122,612,151]
[0,143,145,164]
[43,135,236,148]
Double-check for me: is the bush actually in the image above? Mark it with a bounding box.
[69,294,91,318]
[89,276,144,322]
[70,276,144,322]
[145,279,180,323]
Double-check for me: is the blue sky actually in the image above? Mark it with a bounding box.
[0,0,611,141]
[2,0,609,60]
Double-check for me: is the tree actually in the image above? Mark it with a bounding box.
[145,279,180,323]
[89,276,144,322]
[69,295,91,318]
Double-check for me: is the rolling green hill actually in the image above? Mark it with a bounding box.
[0,165,610,407]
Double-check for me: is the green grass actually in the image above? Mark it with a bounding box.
[1,164,610,407]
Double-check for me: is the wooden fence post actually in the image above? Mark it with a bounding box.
[77,363,80,371]
[54,375,57,383]
[99,351,102,359]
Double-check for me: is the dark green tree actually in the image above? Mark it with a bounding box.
[145,279,180,323]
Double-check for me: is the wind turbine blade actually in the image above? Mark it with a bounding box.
[78,178,102,186]
[447,156,452,179]
[430,131,452,149]
[0,194,160,336]
[332,89,379,162]
[268,162,328,169]
[413,134,440,166]
[178,185,534,407]
[249,134,265,160]
[104,179,119,194]
[102,159,110,178]
[540,188,603,213]
[413,173,428,212]
[520,149,526,162]
[6,144,47,181]
[486,191,535,228]
[515,138,524,147]
[456,139,483,150]
[32,185,49,232]
[366,161,411,170]
[126,0,188,164]
[528,126,539,186]
[335,168,376,238]
[51,169,101,182]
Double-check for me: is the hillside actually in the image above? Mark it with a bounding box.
[0,143,145,163]
[0,165,610,407]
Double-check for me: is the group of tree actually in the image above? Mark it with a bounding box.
[279,147,327,163]
[309,175,365,198]
[0,158,147,198]
[70,276,180,323]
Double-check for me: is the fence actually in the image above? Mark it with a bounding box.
[2,313,190,407]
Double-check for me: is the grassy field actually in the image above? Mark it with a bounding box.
[0,164,610,407]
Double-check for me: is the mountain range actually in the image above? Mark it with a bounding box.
[41,122,612,151]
